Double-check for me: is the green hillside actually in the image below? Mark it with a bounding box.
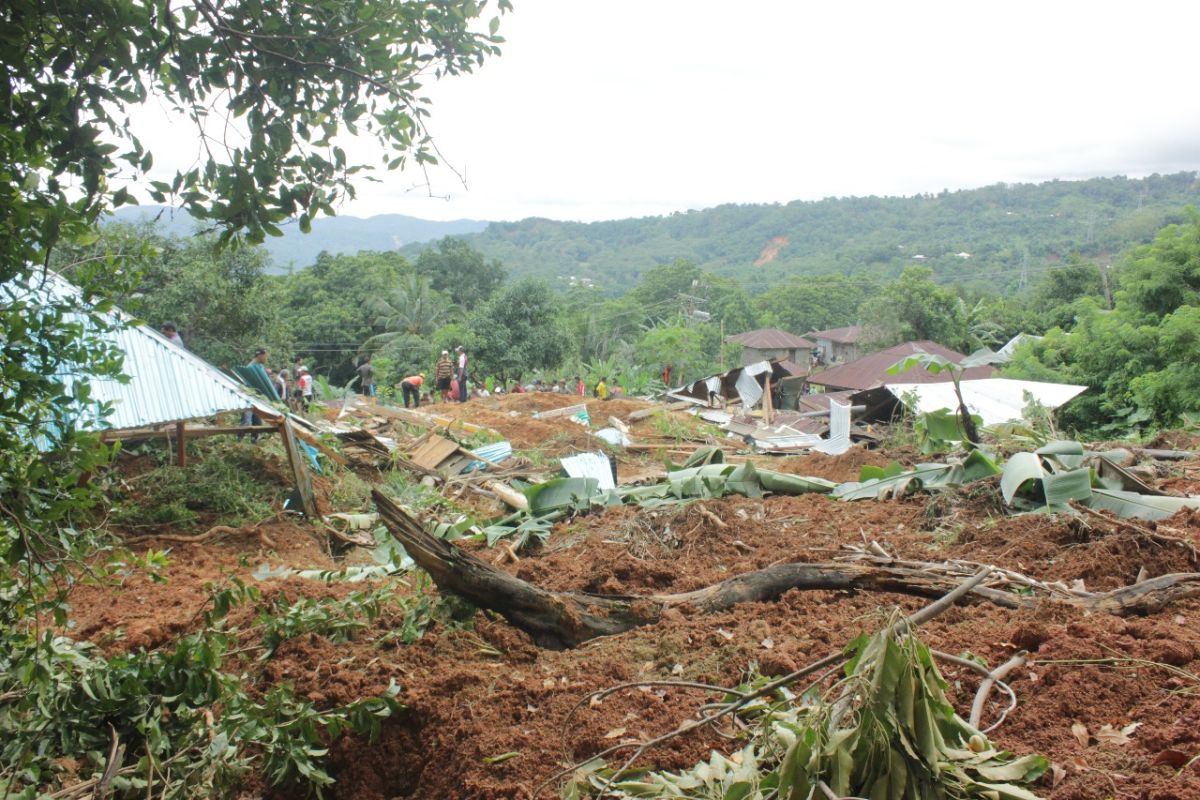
[412,172,1199,294]
[109,205,489,271]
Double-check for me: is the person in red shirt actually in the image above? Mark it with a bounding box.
[399,373,425,408]
[574,375,585,396]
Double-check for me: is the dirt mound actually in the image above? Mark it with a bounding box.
[773,445,920,483]
[77,441,1200,800]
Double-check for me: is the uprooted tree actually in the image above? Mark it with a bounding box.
[372,491,1200,649]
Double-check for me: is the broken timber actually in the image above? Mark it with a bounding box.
[372,489,1200,649]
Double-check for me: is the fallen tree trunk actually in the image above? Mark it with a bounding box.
[371,490,1200,649]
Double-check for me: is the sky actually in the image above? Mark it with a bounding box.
[137,0,1200,224]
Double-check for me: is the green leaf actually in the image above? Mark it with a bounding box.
[524,477,601,515]
[1000,452,1044,505]
[1041,468,1092,506]
[1085,488,1200,521]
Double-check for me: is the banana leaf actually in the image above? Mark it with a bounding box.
[834,450,999,502]
[1085,488,1200,521]
[524,477,602,515]
[1000,452,1045,505]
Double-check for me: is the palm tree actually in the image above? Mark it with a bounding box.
[363,275,453,350]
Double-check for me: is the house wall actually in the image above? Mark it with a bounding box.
[741,346,811,369]
[832,341,858,363]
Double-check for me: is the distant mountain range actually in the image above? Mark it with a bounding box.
[107,205,489,272]
[110,172,1200,292]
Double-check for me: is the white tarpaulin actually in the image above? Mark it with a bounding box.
[885,378,1086,427]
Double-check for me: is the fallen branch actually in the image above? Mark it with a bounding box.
[374,493,1200,651]
[124,512,279,546]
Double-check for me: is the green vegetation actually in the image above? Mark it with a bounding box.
[110,441,284,530]
[570,624,1047,799]
[0,0,508,796]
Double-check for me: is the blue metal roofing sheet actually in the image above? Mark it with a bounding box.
[12,270,278,431]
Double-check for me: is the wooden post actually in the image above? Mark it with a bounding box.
[763,376,773,424]
[279,419,319,518]
[175,421,187,467]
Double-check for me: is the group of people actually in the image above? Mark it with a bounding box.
[168,319,625,417]
[395,346,470,408]
[257,350,315,411]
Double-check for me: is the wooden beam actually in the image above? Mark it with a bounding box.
[289,424,348,466]
[369,404,502,437]
[279,420,319,518]
[101,424,276,444]
[174,421,187,467]
[628,400,693,421]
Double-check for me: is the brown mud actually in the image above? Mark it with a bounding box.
[72,422,1200,800]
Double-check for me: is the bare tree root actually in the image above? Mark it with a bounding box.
[372,491,1200,649]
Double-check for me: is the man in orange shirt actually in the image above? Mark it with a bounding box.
[399,373,425,408]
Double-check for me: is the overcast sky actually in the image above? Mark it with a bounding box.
[140,0,1200,223]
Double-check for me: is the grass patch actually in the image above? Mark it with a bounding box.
[110,440,285,530]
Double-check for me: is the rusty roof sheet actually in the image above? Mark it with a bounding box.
[807,325,863,344]
[12,270,278,432]
[725,328,816,349]
[807,341,995,391]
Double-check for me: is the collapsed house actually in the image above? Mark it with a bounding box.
[806,340,995,392]
[852,377,1087,427]
[8,269,320,516]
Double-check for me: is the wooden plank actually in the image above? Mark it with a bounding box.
[279,420,319,518]
[290,424,349,466]
[627,400,693,421]
[369,404,501,437]
[101,425,277,444]
[531,403,587,421]
[410,434,460,470]
[175,422,187,467]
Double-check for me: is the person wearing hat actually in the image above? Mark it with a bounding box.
[434,350,454,402]
[399,372,425,409]
[455,345,469,403]
[160,321,184,348]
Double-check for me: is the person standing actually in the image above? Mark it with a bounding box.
[455,345,469,403]
[160,322,184,348]
[434,350,453,402]
[356,354,376,397]
[594,376,608,400]
[297,366,314,411]
[241,347,271,440]
[275,368,290,402]
[574,375,585,396]
[399,373,424,408]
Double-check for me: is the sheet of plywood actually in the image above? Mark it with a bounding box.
[409,434,460,470]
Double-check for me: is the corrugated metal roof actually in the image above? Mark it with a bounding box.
[12,270,278,431]
[886,378,1086,426]
[807,325,863,344]
[725,328,816,349]
[807,341,995,391]
[796,390,856,414]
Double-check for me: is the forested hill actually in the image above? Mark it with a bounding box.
[407,172,1200,294]
[108,205,488,270]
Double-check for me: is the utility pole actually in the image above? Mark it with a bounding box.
[1101,264,1113,310]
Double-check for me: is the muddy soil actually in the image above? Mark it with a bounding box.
[72,427,1200,800]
